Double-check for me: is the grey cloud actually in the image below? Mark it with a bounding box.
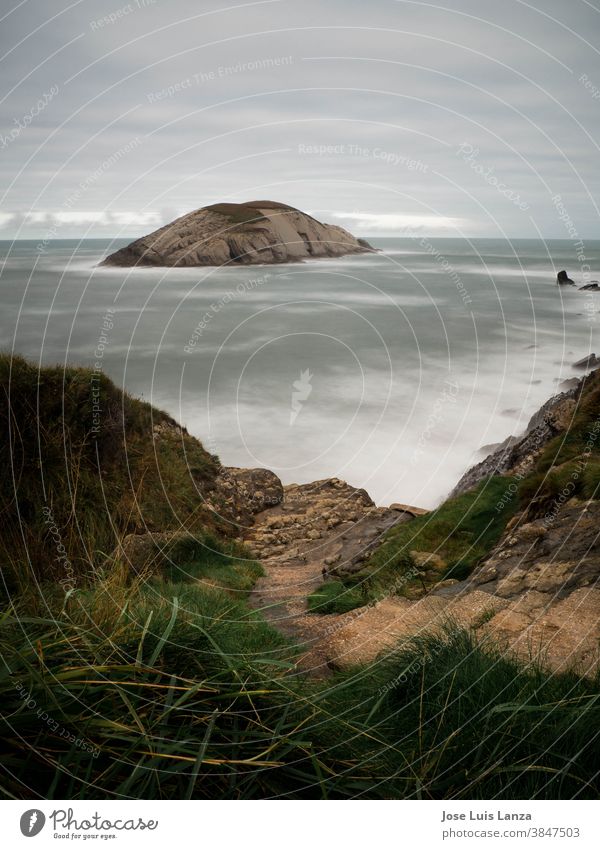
[1,0,599,239]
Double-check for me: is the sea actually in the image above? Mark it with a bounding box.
[2,236,599,508]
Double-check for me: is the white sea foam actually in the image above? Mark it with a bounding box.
[2,236,599,507]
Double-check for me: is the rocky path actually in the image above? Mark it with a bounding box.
[243,479,513,675]
[244,478,409,674]
[244,479,600,678]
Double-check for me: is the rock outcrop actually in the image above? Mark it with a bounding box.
[450,382,580,497]
[236,372,600,677]
[470,498,600,599]
[100,200,374,267]
[209,466,284,528]
[244,478,407,578]
[573,354,600,369]
[117,371,600,678]
[557,269,575,285]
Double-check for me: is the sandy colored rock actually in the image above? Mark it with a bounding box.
[100,200,375,267]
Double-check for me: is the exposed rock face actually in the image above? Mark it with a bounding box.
[244,478,406,577]
[389,502,429,518]
[100,200,374,267]
[470,499,600,599]
[450,382,580,497]
[244,477,411,668]
[115,467,283,570]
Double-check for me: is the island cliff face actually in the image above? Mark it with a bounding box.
[100,200,374,267]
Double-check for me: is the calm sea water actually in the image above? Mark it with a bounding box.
[1,237,599,508]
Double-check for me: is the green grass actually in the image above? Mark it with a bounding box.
[2,600,599,799]
[156,533,264,598]
[205,203,268,226]
[344,627,600,798]
[306,580,366,615]
[2,354,600,799]
[310,476,519,614]
[0,355,226,594]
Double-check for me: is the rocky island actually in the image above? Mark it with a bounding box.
[100,200,374,267]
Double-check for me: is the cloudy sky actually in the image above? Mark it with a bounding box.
[1,0,600,239]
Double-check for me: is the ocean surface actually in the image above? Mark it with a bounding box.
[2,237,599,508]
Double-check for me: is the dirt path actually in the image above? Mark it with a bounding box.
[245,478,408,674]
[243,479,507,675]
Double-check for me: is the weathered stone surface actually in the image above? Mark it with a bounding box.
[470,499,600,600]
[389,502,429,517]
[209,466,284,528]
[410,551,447,572]
[244,478,412,658]
[100,201,375,267]
[573,354,600,369]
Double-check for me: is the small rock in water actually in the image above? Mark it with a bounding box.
[557,269,575,285]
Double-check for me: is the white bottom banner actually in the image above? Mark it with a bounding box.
[0,800,598,849]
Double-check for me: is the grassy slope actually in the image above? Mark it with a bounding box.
[2,595,598,799]
[0,355,225,593]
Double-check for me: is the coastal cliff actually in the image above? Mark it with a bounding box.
[3,354,600,799]
[100,200,374,267]
[5,353,599,677]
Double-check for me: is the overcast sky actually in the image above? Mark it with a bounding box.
[1,0,600,239]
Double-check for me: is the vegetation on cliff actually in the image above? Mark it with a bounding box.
[311,369,600,618]
[0,354,224,595]
[1,355,599,799]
